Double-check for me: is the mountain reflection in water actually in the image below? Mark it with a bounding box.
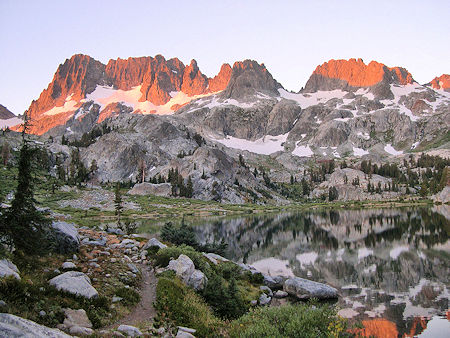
[193,206,450,337]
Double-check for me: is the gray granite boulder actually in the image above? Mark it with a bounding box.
[50,221,80,254]
[0,313,71,337]
[128,182,172,197]
[117,324,143,337]
[0,259,20,280]
[202,253,229,265]
[167,254,207,291]
[143,238,167,250]
[49,271,98,299]
[283,277,338,299]
[259,293,271,305]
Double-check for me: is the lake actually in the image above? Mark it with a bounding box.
[192,206,450,337]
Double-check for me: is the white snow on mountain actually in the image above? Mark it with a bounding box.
[0,116,22,129]
[214,133,288,155]
[292,144,314,157]
[384,144,403,156]
[278,88,347,109]
[353,146,369,157]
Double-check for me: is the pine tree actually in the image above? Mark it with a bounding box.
[186,176,193,198]
[1,115,51,254]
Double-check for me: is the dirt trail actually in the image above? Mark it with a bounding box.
[109,264,157,328]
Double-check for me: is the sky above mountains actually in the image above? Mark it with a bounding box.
[1,0,449,115]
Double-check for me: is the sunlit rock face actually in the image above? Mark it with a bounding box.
[302,58,414,99]
[20,54,233,135]
[427,74,450,92]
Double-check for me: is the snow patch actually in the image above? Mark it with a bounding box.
[43,96,78,116]
[292,145,314,157]
[384,144,403,156]
[214,133,288,155]
[0,116,22,129]
[390,246,409,259]
[353,147,369,157]
[278,88,347,109]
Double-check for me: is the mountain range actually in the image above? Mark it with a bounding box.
[1,54,449,203]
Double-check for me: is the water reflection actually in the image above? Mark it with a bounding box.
[193,207,450,337]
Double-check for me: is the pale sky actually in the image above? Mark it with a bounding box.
[1,0,449,115]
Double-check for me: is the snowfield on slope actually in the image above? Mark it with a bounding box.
[214,133,288,155]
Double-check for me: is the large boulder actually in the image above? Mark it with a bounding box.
[167,254,207,291]
[283,277,338,300]
[117,324,143,337]
[0,259,20,280]
[49,221,80,254]
[128,182,172,197]
[167,254,195,284]
[0,313,71,337]
[49,271,98,299]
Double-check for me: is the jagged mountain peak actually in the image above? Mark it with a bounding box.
[302,58,414,97]
[426,74,450,92]
[220,59,282,99]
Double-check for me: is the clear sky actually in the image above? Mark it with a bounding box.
[1,0,449,115]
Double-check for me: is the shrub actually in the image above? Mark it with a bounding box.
[229,302,347,338]
[156,277,224,337]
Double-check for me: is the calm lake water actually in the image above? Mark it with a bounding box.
[191,206,450,337]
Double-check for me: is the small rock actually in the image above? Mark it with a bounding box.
[259,293,271,305]
[111,258,117,263]
[89,262,100,268]
[260,285,273,297]
[117,324,143,337]
[62,262,76,270]
[143,238,167,250]
[69,326,94,335]
[128,263,140,274]
[53,269,61,274]
[0,300,6,308]
[177,326,196,334]
[39,311,46,317]
[63,308,92,329]
[250,300,258,306]
[0,259,20,280]
[112,296,123,303]
[73,254,78,261]
[157,327,166,335]
[274,290,288,298]
[176,332,195,338]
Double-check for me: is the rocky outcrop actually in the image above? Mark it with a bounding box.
[0,313,71,338]
[220,60,282,99]
[426,74,450,92]
[143,238,167,250]
[0,104,15,119]
[208,63,232,92]
[0,259,20,280]
[302,58,414,98]
[128,182,172,197]
[283,277,338,299]
[432,186,450,204]
[49,271,99,299]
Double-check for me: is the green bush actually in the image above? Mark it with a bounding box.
[156,277,225,337]
[229,302,347,338]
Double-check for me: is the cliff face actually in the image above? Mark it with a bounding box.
[302,58,414,96]
[427,74,450,91]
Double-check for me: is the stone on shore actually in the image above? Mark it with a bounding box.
[283,277,338,299]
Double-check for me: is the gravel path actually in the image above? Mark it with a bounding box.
[109,264,157,328]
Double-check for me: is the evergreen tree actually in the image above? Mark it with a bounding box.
[186,176,193,198]
[1,121,51,254]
